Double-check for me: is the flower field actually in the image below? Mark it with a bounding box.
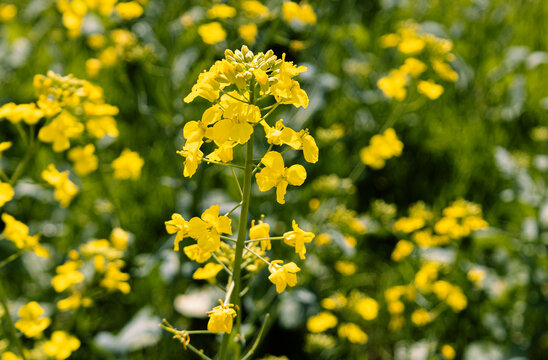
[0,0,547,359]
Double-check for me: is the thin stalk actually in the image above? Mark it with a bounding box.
[261,103,279,121]
[0,168,9,182]
[205,159,245,169]
[225,201,243,217]
[241,314,270,360]
[218,82,256,360]
[0,252,22,270]
[0,277,27,360]
[211,253,233,276]
[10,125,37,186]
[231,167,243,197]
[243,246,270,265]
[187,343,214,360]
[245,236,284,243]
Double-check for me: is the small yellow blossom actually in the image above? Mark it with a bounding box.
[0,4,17,21]
[110,227,130,250]
[393,216,425,233]
[42,164,79,207]
[87,34,106,49]
[338,323,368,344]
[112,149,144,180]
[38,111,83,152]
[242,0,270,18]
[116,1,143,19]
[467,268,486,288]
[0,141,12,159]
[441,344,456,360]
[250,217,271,251]
[68,144,98,176]
[256,151,306,204]
[417,80,444,100]
[355,297,378,320]
[57,293,93,311]
[411,308,432,326]
[391,239,414,261]
[377,70,408,101]
[86,116,119,138]
[388,300,405,314]
[100,261,131,294]
[307,311,338,333]
[52,260,85,292]
[283,220,314,259]
[399,58,427,78]
[432,60,458,82]
[207,300,236,333]
[334,260,357,275]
[1,213,49,258]
[446,289,467,312]
[206,4,236,19]
[239,23,258,44]
[15,301,51,338]
[193,263,224,280]
[0,181,14,207]
[198,22,226,45]
[315,233,331,245]
[165,213,188,251]
[268,260,300,293]
[360,128,404,169]
[321,294,347,309]
[44,331,80,360]
[282,1,316,24]
[188,205,232,252]
[183,244,211,263]
[0,103,44,124]
[1,352,22,360]
[85,58,102,78]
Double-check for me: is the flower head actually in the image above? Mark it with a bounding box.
[44,331,80,360]
[283,220,314,259]
[207,300,237,333]
[42,164,79,207]
[112,149,144,180]
[268,260,301,293]
[188,205,232,252]
[15,301,51,338]
[256,151,306,204]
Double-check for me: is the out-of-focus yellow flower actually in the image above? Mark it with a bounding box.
[250,217,271,251]
[467,268,486,288]
[87,34,106,49]
[355,297,378,320]
[206,4,236,18]
[379,33,399,48]
[188,204,232,252]
[38,111,83,152]
[446,289,467,312]
[85,58,102,78]
[116,1,143,19]
[377,70,408,101]
[441,344,456,360]
[256,151,306,204]
[334,260,357,275]
[321,293,347,309]
[393,216,425,233]
[242,0,270,17]
[414,262,440,292]
[0,4,17,21]
[307,311,338,333]
[388,300,404,314]
[411,308,432,326]
[315,233,331,246]
[42,164,79,207]
[0,181,14,207]
[86,116,119,138]
[338,323,368,344]
[52,260,85,292]
[360,128,404,169]
[1,352,22,360]
[198,22,226,44]
[15,301,51,338]
[110,227,130,250]
[207,300,236,333]
[1,213,49,257]
[432,59,458,82]
[0,103,44,125]
[193,262,223,280]
[391,239,414,261]
[399,57,427,78]
[112,149,144,180]
[238,23,258,44]
[57,293,93,311]
[0,141,11,159]
[417,79,444,100]
[100,261,131,294]
[68,144,98,176]
[268,260,300,293]
[44,331,80,360]
[282,1,316,24]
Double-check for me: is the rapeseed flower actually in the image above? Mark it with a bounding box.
[256,151,306,204]
[207,300,236,333]
[268,260,300,293]
[38,111,84,152]
[283,220,314,259]
[68,144,98,176]
[0,181,14,206]
[307,311,338,333]
[338,323,368,344]
[15,301,51,338]
[198,22,226,44]
[44,331,80,360]
[188,205,232,252]
[42,164,79,207]
[112,149,144,180]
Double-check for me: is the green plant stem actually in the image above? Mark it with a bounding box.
[0,277,27,360]
[241,314,270,360]
[10,125,37,186]
[0,252,22,270]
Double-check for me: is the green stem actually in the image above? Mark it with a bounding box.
[9,125,37,186]
[0,277,27,360]
[241,314,270,360]
[218,82,256,360]
[0,252,22,269]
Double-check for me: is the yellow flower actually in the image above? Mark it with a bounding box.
[207,300,236,333]
[188,205,232,252]
[177,147,203,178]
[239,23,258,44]
[446,289,467,312]
[307,311,338,333]
[467,268,486,288]
[15,301,51,338]
[283,220,314,259]
[270,55,309,108]
[0,181,14,206]
[282,1,317,24]
[388,301,404,314]
[417,80,444,100]
[41,164,79,207]
[249,217,271,251]
[315,233,331,245]
[256,151,306,204]
[52,260,85,292]
[110,227,130,250]
[414,262,440,292]
[242,1,270,18]
[268,260,300,293]
[68,144,98,176]
[38,111,84,152]
[44,331,80,360]
[165,213,188,251]
[321,294,347,309]
[100,261,131,294]
[411,308,432,326]
[115,1,143,19]
[1,213,49,258]
[57,293,92,311]
[0,4,17,22]
[86,116,119,138]
[1,352,22,360]
[206,4,236,18]
[391,239,414,261]
[198,22,226,45]
[355,297,378,320]
[393,216,425,233]
[441,344,456,360]
[379,33,400,48]
[193,262,224,280]
[399,57,427,78]
[0,103,44,124]
[377,70,408,101]
[183,244,211,263]
[112,149,144,180]
[261,119,300,149]
[432,59,458,82]
[334,260,356,275]
[85,58,102,78]
[0,140,12,159]
[338,323,368,344]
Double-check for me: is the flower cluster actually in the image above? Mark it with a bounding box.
[359,128,403,169]
[378,20,458,101]
[1,213,49,258]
